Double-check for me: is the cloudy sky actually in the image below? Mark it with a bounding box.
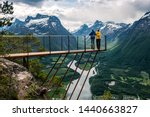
[3,0,150,31]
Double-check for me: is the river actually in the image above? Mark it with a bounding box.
[66,60,97,100]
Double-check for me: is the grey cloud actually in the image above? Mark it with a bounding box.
[9,0,42,4]
[9,0,69,7]
[133,0,150,12]
[8,0,62,6]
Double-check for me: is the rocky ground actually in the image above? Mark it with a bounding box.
[0,58,34,99]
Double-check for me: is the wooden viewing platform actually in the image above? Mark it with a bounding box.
[0,49,106,58]
[0,35,107,100]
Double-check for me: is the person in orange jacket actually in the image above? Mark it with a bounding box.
[96,29,101,50]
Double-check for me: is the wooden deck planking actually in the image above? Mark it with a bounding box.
[0,49,106,58]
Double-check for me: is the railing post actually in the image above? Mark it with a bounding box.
[42,37,45,50]
[27,36,30,70]
[22,36,24,53]
[84,36,86,52]
[77,36,79,50]
[68,35,70,52]
[27,36,28,53]
[105,35,107,51]
[61,36,63,51]
[49,36,51,53]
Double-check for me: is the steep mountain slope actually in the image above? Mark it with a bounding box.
[110,11,150,71]
[7,19,30,35]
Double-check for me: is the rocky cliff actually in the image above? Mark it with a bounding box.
[0,58,33,99]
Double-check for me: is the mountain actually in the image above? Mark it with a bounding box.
[8,13,71,35]
[72,24,89,36]
[73,20,104,36]
[8,19,30,34]
[109,11,150,71]
[90,12,150,99]
[7,13,76,50]
[73,20,128,41]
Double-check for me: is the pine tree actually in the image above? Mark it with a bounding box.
[0,1,14,27]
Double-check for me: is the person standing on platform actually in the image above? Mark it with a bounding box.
[96,29,101,50]
[89,29,96,49]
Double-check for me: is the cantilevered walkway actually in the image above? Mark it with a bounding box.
[0,35,107,100]
[0,35,107,58]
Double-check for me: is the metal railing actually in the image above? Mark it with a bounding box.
[0,35,107,55]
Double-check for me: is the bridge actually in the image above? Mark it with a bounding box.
[0,35,107,100]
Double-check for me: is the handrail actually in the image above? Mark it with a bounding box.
[0,35,107,58]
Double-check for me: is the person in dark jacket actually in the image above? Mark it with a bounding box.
[89,29,96,49]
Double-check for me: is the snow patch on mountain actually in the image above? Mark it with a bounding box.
[100,25,106,30]
[51,22,57,28]
[26,18,49,27]
[141,12,150,19]
[87,23,93,28]
[106,23,122,30]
